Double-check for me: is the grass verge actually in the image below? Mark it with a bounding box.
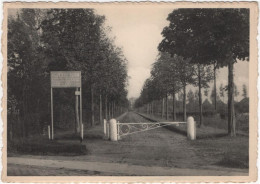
[8,137,87,156]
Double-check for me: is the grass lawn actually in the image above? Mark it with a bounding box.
[189,135,249,169]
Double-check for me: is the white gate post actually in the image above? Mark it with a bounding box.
[81,123,84,140]
[109,119,118,141]
[187,116,196,140]
[104,119,107,137]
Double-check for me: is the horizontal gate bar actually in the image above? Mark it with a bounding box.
[118,123,171,136]
[117,122,186,125]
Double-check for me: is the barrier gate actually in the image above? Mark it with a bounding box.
[104,116,196,141]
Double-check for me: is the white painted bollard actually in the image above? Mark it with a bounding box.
[81,123,84,140]
[48,125,51,140]
[104,119,107,136]
[187,116,196,140]
[109,119,118,141]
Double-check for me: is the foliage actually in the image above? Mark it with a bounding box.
[158,8,249,134]
[8,9,129,140]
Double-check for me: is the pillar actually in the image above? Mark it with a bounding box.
[187,116,196,140]
[109,119,118,141]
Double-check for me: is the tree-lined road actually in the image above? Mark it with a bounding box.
[8,112,248,176]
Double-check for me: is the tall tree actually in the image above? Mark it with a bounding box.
[213,62,218,110]
[210,87,220,105]
[173,56,195,121]
[159,9,249,136]
[8,9,48,137]
[193,64,213,126]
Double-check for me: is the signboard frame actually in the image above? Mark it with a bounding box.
[51,71,81,88]
[50,71,83,140]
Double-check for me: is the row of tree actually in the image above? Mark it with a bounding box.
[135,9,249,136]
[8,9,129,139]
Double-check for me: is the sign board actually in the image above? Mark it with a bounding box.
[51,71,81,88]
[75,91,81,95]
[50,71,83,140]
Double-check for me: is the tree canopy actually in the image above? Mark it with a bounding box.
[8,9,129,139]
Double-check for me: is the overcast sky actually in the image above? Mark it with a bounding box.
[96,7,249,101]
[96,7,173,99]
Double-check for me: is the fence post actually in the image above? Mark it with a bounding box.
[187,116,196,140]
[81,123,84,140]
[109,119,118,141]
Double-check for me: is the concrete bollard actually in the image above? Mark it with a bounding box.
[187,116,196,140]
[104,119,107,136]
[109,119,118,141]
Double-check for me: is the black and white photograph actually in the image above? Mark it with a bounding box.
[2,2,258,183]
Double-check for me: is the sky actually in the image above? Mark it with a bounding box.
[95,7,173,99]
[95,7,249,101]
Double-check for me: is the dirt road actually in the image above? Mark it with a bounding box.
[7,111,248,176]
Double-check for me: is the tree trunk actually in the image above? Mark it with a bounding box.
[214,64,217,110]
[161,98,164,119]
[108,102,111,119]
[75,88,80,133]
[111,102,114,118]
[22,86,27,138]
[172,91,176,121]
[151,101,153,115]
[115,102,117,116]
[198,66,203,127]
[99,94,102,125]
[112,101,115,118]
[105,95,108,120]
[166,94,168,120]
[183,85,187,121]
[228,62,236,136]
[91,85,95,126]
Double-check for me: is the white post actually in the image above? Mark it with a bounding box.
[81,123,84,140]
[187,116,196,140]
[48,125,51,140]
[104,119,107,136]
[109,119,118,141]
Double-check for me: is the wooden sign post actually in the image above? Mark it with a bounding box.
[50,71,82,140]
